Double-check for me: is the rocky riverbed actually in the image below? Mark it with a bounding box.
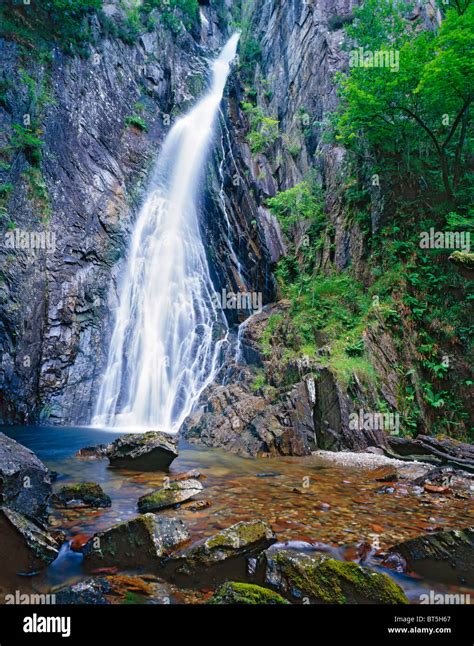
[0,427,472,606]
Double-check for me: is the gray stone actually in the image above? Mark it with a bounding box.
[83,514,189,570]
[0,433,52,522]
[0,506,59,575]
[107,431,178,471]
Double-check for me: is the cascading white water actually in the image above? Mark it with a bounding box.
[92,33,241,433]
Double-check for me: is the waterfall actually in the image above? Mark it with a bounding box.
[92,33,241,433]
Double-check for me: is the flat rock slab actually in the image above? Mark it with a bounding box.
[389,527,474,587]
[262,548,408,604]
[53,482,111,508]
[0,506,59,576]
[0,432,52,522]
[138,479,203,512]
[83,514,189,571]
[107,431,178,471]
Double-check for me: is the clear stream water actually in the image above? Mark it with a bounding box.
[92,34,241,432]
[3,426,472,603]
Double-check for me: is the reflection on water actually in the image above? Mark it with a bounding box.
[2,426,473,602]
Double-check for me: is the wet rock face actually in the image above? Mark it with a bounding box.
[0,506,60,576]
[138,479,203,512]
[83,514,190,570]
[107,431,178,471]
[0,12,233,425]
[389,527,474,587]
[262,548,408,604]
[0,432,52,522]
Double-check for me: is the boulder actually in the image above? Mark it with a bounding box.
[262,548,408,604]
[209,581,289,604]
[0,506,59,575]
[388,527,474,587]
[138,479,203,512]
[0,432,52,522]
[183,377,315,457]
[106,431,178,471]
[53,482,111,508]
[168,520,276,580]
[83,514,189,570]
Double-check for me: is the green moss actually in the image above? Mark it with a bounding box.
[56,482,111,507]
[449,251,474,270]
[209,582,289,605]
[271,551,408,604]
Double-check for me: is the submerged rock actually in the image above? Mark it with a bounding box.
[83,514,189,570]
[209,581,289,605]
[76,445,109,460]
[262,549,408,604]
[389,527,474,587]
[169,520,276,577]
[53,482,111,508]
[55,574,156,604]
[0,506,59,575]
[0,432,52,522]
[107,431,178,471]
[138,479,203,512]
[55,577,112,604]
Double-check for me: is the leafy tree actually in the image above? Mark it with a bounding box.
[336,0,473,199]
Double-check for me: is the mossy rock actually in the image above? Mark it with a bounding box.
[54,482,111,508]
[209,581,289,605]
[264,549,408,604]
[138,479,203,512]
[449,251,474,278]
[170,520,276,576]
[83,514,189,571]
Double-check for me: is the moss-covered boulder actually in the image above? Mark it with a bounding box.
[0,506,60,575]
[83,514,189,571]
[169,520,276,580]
[389,527,474,587]
[138,479,203,512]
[263,549,408,604]
[107,431,178,471]
[54,482,111,508]
[209,581,289,604]
[449,251,474,278]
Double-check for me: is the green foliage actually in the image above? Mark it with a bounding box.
[142,0,199,33]
[125,114,148,131]
[11,124,43,166]
[242,103,279,154]
[336,0,473,198]
[0,0,103,53]
[267,178,324,235]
